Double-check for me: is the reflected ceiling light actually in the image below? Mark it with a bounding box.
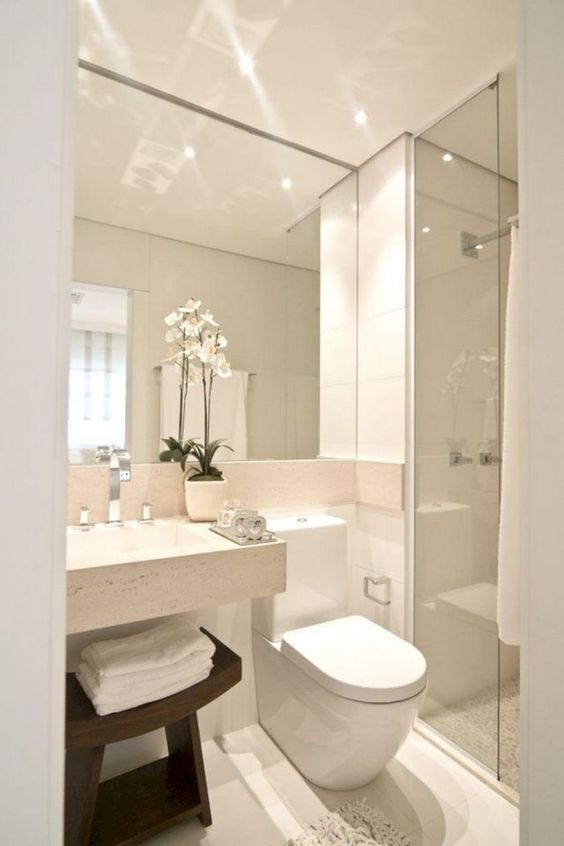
[476,243,484,250]
[354,110,368,125]
[281,177,292,190]
[421,226,431,234]
[183,146,196,159]
[442,152,454,162]
[239,54,255,76]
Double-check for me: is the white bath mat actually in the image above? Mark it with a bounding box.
[288,799,411,846]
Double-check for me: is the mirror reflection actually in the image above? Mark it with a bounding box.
[71,68,353,463]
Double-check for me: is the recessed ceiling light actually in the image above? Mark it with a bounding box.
[476,243,484,250]
[238,54,255,76]
[281,177,292,190]
[183,145,196,159]
[354,110,368,125]
[421,226,431,234]
[442,152,454,162]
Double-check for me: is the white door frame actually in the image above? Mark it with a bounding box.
[0,2,77,842]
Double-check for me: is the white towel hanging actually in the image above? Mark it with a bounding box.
[497,226,525,646]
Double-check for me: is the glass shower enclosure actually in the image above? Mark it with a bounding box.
[413,77,519,791]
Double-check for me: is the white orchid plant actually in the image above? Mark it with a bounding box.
[159,297,233,480]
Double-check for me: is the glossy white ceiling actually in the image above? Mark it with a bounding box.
[79,0,517,166]
[75,69,346,264]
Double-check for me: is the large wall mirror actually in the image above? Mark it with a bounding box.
[70,66,355,463]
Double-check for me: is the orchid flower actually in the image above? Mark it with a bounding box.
[200,309,219,327]
[164,310,181,326]
[212,353,232,378]
[165,327,182,343]
[178,297,201,314]
[197,337,217,364]
[160,296,232,460]
[181,315,205,335]
[182,336,202,356]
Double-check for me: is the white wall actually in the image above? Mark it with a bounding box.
[355,137,410,636]
[357,136,409,464]
[519,0,564,841]
[349,506,407,637]
[73,218,320,462]
[319,174,358,459]
[0,2,76,842]
[320,139,410,636]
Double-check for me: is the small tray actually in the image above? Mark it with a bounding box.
[209,524,276,546]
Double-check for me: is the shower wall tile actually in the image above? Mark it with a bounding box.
[357,135,409,465]
[319,172,357,458]
[319,174,357,333]
[320,325,357,387]
[357,376,406,452]
[349,500,407,637]
[356,505,406,581]
[319,383,357,446]
[358,238,407,318]
[357,443,405,463]
[348,564,406,638]
[318,442,357,460]
[358,308,406,381]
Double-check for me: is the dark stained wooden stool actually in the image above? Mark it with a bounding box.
[65,628,242,846]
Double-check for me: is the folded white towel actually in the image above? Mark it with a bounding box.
[76,665,212,716]
[81,617,215,678]
[77,654,213,701]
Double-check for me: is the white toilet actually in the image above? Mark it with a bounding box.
[251,515,427,790]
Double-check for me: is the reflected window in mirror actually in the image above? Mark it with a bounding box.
[68,284,129,463]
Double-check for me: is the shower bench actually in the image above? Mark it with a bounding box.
[64,629,242,846]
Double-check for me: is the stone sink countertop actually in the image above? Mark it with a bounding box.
[66,517,286,634]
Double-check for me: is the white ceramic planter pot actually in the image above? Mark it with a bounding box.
[184,479,227,522]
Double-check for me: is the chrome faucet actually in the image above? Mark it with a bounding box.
[449,451,473,467]
[96,446,131,526]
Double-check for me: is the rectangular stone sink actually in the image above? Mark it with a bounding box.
[66,517,286,634]
[67,519,220,570]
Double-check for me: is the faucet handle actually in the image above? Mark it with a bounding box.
[139,502,153,523]
[79,505,94,531]
[96,445,111,464]
[115,448,131,482]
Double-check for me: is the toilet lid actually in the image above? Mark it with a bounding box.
[281,615,427,704]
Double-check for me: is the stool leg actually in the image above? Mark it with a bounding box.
[165,714,212,827]
[65,745,105,846]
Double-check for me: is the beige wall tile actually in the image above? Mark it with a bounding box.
[67,459,357,525]
[355,460,404,510]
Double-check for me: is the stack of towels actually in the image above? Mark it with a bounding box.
[76,616,216,716]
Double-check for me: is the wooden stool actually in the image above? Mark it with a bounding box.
[65,629,241,846]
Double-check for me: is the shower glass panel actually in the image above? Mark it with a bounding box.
[414,79,519,788]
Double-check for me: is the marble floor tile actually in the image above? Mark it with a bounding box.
[421,787,519,845]
[133,724,518,846]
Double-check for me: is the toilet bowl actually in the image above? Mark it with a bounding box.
[251,515,427,790]
[253,615,427,789]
